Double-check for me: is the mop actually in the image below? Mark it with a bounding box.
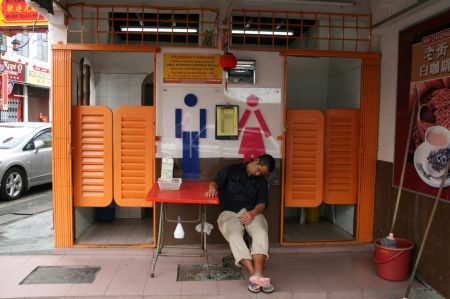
[380,103,417,247]
[403,159,450,299]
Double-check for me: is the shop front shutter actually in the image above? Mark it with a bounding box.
[114,106,155,207]
[285,110,324,207]
[323,109,360,204]
[72,106,113,207]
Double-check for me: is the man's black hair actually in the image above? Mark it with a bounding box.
[257,154,276,173]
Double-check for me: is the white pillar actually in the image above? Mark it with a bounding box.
[23,84,28,122]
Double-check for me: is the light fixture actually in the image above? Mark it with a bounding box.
[11,39,20,51]
[240,0,354,7]
[121,27,198,33]
[232,29,294,36]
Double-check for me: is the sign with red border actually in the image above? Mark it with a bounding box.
[0,0,47,26]
[0,58,25,82]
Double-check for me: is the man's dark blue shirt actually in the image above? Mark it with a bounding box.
[214,164,269,213]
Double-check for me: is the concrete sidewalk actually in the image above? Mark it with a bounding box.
[0,243,443,299]
[0,209,444,298]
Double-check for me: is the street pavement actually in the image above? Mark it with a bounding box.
[0,184,54,255]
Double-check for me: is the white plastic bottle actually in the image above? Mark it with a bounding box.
[174,216,185,239]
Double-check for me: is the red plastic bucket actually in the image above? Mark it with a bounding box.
[373,238,414,281]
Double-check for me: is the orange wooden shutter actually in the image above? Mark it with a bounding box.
[323,109,360,204]
[285,110,324,207]
[72,106,113,207]
[114,106,155,207]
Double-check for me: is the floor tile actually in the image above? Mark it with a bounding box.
[143,280,182,296]
[327,290,363,299]
[28,284,72,297]
[181,280,219,295]
[0,284,36,298]
[292,292,328,299]
[285,272,326,293]
[217,279,249,294]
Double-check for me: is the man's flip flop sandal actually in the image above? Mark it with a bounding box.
[247,281,262,293]
[262,283,275,293]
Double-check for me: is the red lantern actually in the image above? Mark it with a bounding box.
[219,52,237,71]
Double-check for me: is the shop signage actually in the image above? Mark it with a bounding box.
[0,58,25,82]
[163,53,222,84]
[26,63,50,87]
[1,72,7,110]
[394,26,450,201]
[0,0,47,26]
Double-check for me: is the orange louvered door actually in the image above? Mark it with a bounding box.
[73,106,113,207]
[324,109,360,204]
[114,106,155,207]
[285,110,324,207]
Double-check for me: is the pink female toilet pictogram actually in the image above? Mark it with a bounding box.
[238,95,272,162]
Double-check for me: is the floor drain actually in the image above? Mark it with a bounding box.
[20,266,101,284]
[177,264,244,281]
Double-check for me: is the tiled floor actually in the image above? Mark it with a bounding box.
[0,244,433,299]
[76,217,154,245]
[284,217,354,242]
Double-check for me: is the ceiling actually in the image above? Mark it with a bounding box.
[47,0,439,27]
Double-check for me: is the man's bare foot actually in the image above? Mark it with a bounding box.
[249,275,270,288]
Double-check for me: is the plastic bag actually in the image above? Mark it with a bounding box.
[195,222,214,235]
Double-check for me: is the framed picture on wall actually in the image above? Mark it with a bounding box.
[215,105,239,140]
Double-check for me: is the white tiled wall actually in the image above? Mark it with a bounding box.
[327,58,361,109]
[74,208,95,239]
[335,205,355,234]
[95,73,146,111]
[286,56,329,110]
[115,207,146,219]
[286,56,360,110]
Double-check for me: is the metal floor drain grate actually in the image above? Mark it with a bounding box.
[20,266,101,284]
[177,264,244,281]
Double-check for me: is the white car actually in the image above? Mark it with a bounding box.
[0,122,52,201]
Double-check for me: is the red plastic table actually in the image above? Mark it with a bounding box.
[145,181,219,277]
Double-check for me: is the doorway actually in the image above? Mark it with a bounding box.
[70,50,156,247]
[282,53,379,244]
[52,45,155,247]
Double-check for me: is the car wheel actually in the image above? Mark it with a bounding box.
[0,167,27,201]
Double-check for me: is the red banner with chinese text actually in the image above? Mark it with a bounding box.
[0,0,47,26]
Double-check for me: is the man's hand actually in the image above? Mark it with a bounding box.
[240,211,256,225]
[205,182,218,197]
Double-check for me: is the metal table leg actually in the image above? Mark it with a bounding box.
[150,202,165,277]
[202,204,211,279]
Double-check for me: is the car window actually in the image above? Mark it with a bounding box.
[0,126,36,149]
[34,131,52,148]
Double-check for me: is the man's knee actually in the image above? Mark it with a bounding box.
[228,232,245,242]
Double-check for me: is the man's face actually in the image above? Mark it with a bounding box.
[247,159,270,176]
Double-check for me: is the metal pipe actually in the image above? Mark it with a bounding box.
[372,0,431,28]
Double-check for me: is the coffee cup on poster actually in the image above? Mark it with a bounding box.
[424,126,450,178]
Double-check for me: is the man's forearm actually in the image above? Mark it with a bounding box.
[250,203,266,216]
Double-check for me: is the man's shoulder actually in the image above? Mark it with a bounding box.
[223,163,244,172]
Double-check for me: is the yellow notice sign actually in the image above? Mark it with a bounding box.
[163,54,222,84]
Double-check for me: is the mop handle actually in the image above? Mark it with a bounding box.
[390,102,417,233]
[403,159,450,299]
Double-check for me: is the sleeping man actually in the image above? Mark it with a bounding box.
[205,154,275,294]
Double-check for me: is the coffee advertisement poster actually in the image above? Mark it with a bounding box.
[395,27,450,201]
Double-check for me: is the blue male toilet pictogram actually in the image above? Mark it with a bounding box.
[175,93,206,178]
